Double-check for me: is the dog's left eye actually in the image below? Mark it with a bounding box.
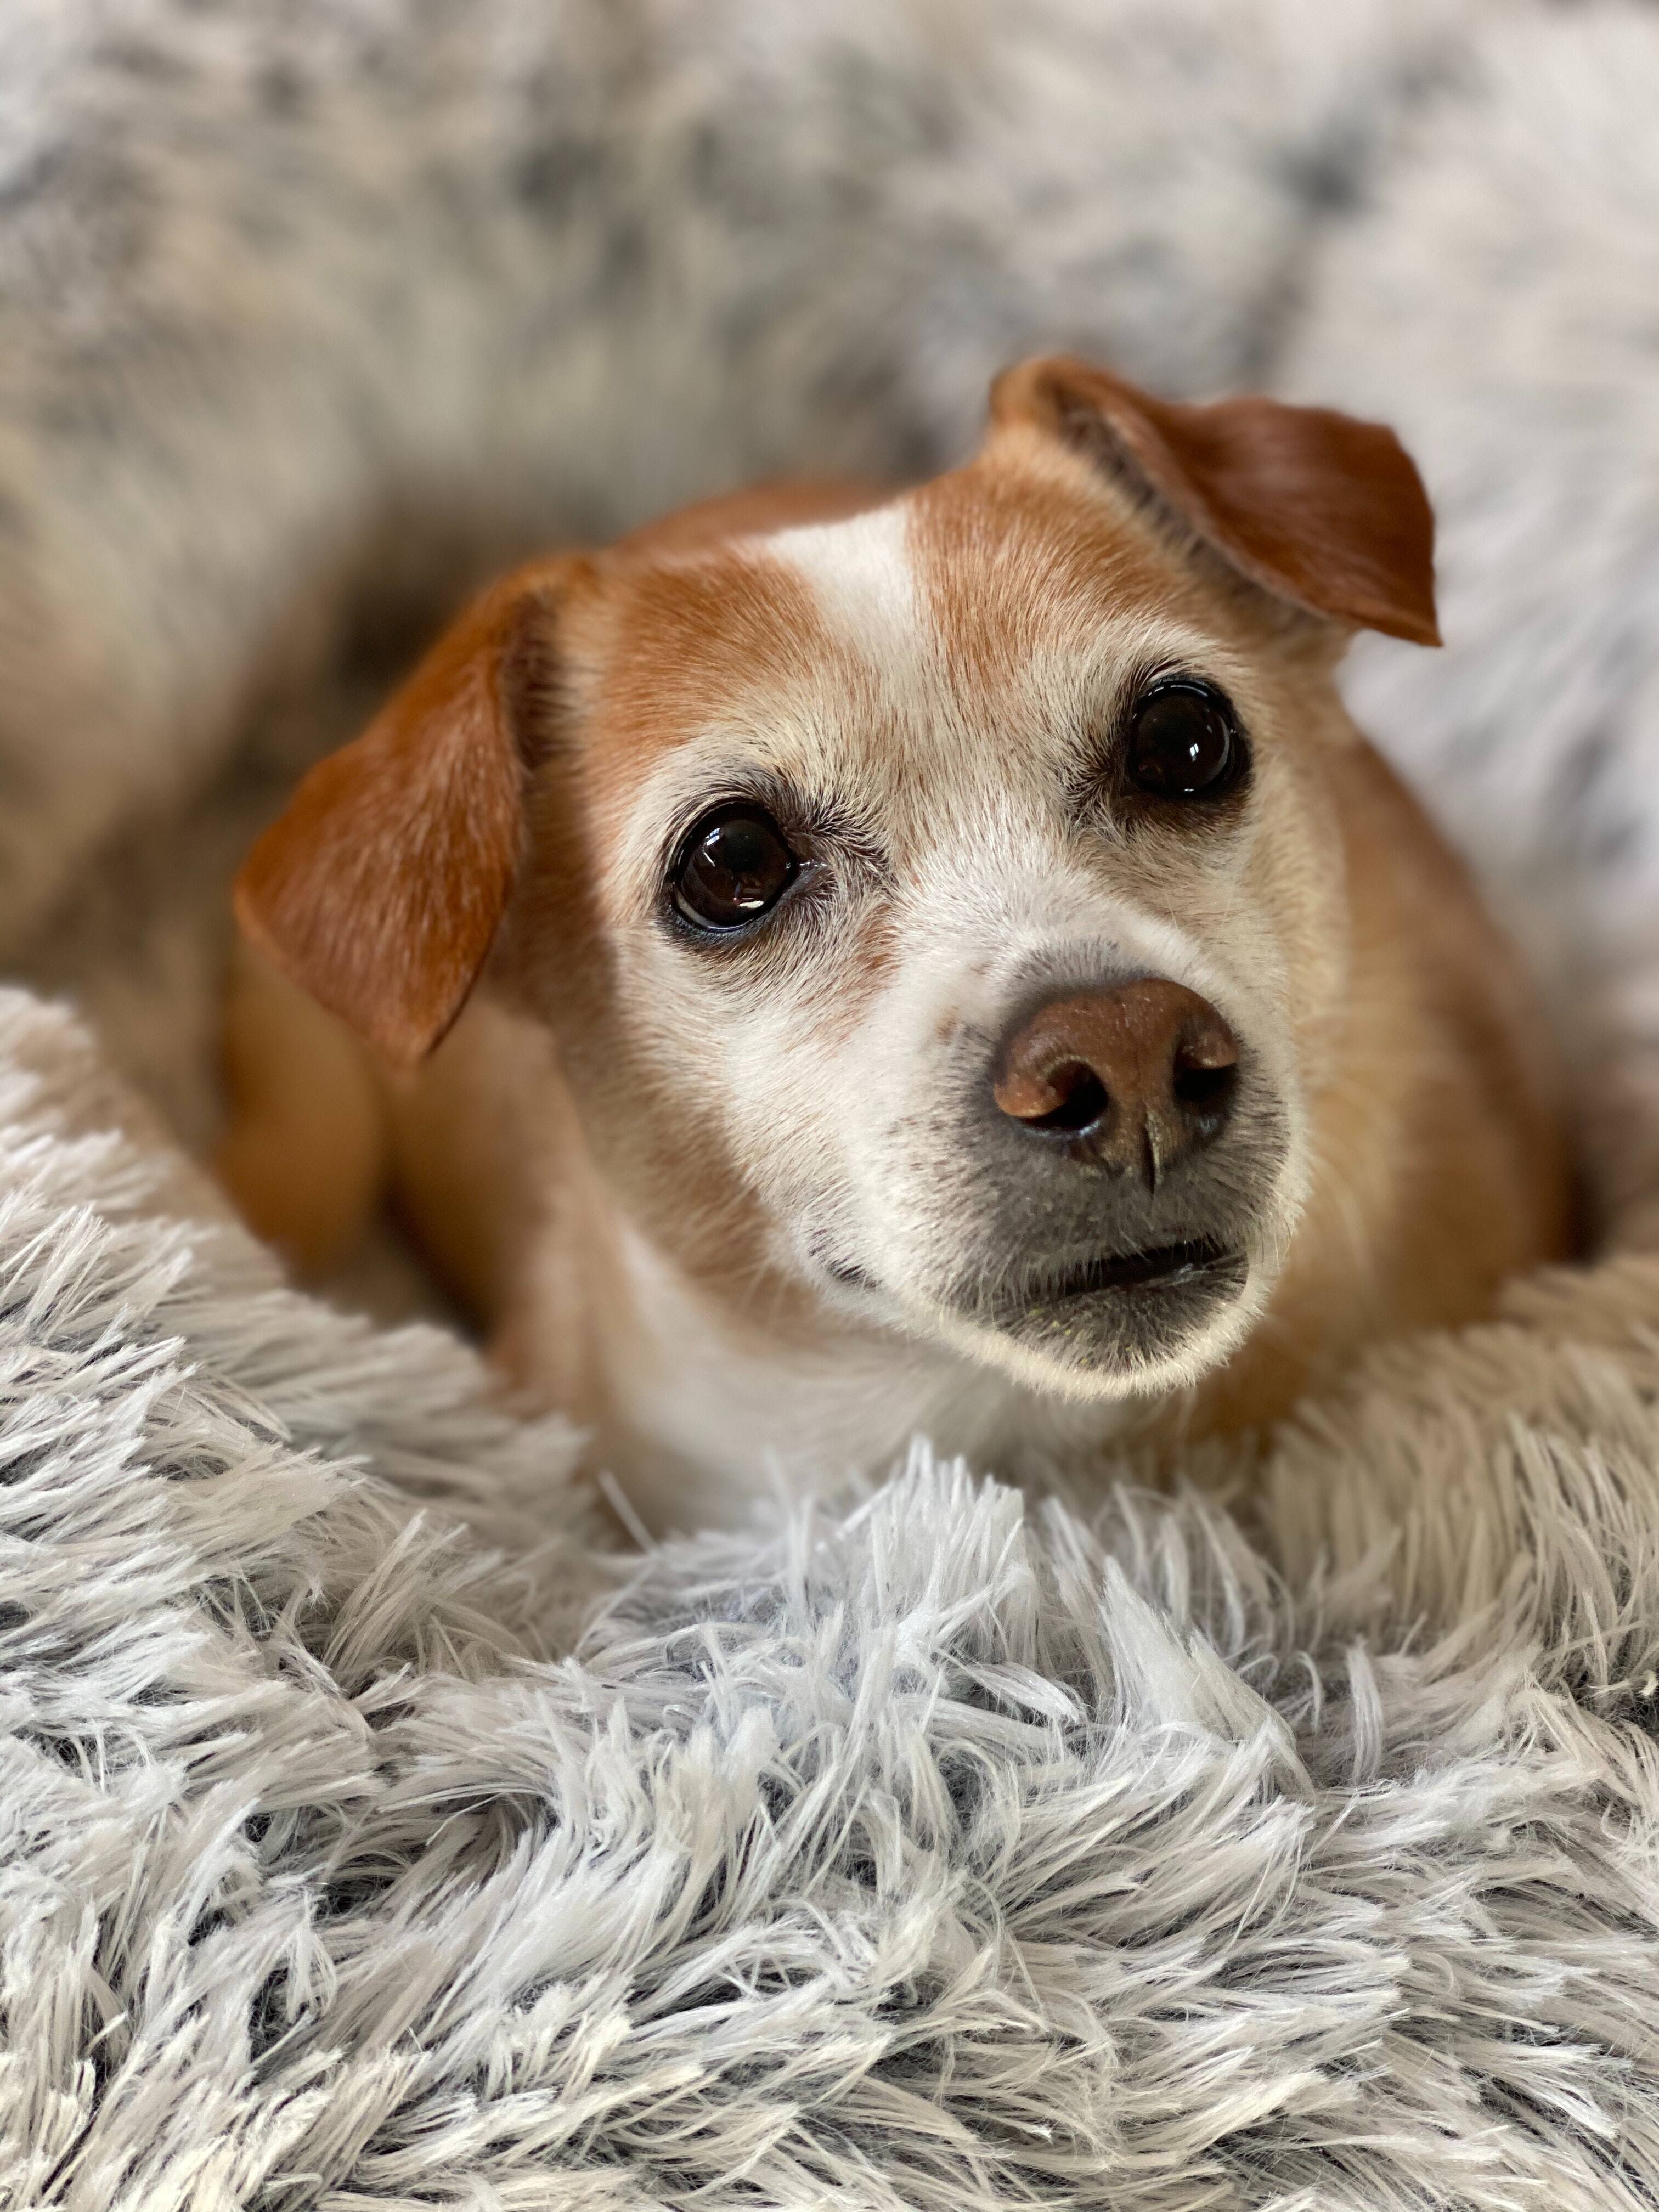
[672,803,798,931]
[1125,680,1245,801]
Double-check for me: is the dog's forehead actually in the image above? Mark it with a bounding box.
[572,455,1212,848]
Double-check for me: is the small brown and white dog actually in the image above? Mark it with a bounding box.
[221,356,1572,1529]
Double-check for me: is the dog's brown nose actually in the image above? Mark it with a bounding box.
[993,979,1239,1187]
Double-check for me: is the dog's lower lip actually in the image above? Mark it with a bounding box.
[1013,1237,1242,1306]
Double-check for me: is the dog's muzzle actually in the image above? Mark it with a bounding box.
[936,974,1285,1379]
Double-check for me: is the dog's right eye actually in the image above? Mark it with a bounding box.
[671,804,798,932]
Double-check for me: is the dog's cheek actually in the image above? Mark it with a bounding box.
[802,924,1005,1299]
[723,989,878,1251]
[1238,747,1352,1098]
[505,776,772,1290]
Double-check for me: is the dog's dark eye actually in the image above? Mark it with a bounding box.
[1126,681,1244,800]
[672,804,798,930]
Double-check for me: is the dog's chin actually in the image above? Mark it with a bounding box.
[807,1203,1284,1402]
[927,1235,1263,1401]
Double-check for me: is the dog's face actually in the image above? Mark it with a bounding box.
[530,461,1350,1402]
[239,357,1438,1406]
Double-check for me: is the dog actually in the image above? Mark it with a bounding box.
[219,355,1573,1528]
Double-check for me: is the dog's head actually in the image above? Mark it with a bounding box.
[239,357,1438,1403]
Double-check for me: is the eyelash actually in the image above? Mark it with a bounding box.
[1068,669,1249,809]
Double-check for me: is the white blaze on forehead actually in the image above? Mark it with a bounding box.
[766,503,926,668]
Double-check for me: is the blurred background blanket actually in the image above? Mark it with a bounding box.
[4,2,1659,2201]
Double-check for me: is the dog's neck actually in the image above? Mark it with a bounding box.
[562,1214,1162,1533]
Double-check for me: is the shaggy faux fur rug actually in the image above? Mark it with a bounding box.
[7,2,1659,2204]
[7,986,1659,2208]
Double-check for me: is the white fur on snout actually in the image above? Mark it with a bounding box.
[822,826,1313,1400]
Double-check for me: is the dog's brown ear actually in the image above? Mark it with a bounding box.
[235,558,573,1070]
[991,354,1440,646]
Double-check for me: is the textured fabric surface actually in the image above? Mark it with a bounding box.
[4,987,1659,2208]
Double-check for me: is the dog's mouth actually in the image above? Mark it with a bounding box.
[820,1226,1255,1383]
[836,1236,1248,1317]
[1007,1236,1245,1310]
[975,1232,1251,1376]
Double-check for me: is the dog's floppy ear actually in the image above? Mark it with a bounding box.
[991,354,1440,647]
[235,557,574,1070]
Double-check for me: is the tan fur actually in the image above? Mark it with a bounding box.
[216,938,388,1277]
[235,555,577,1069]
[1192,738,1572,1434]
[989,356,1442,645]
[218,359,1573,1526]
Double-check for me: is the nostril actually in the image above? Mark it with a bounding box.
[995,980,1238,1154]
[1020,1062,1109,1135]
[1172,1053,1237,1119]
